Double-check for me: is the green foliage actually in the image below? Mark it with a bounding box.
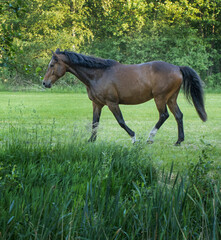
[85,27,212,74]
[0,0,220,88]
[0,0,92,85]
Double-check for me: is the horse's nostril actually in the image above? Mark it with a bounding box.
[43,82,46,86]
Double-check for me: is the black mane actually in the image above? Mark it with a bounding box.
[58,50,118,69]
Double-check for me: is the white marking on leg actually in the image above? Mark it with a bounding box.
[131,134,136,144]
[147,127,158,143]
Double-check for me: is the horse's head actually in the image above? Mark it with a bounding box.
[43,49,67,88]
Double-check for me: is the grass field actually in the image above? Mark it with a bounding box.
[0,91,221,239]
[0,92,220,168]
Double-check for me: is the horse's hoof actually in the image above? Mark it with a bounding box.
[147,140,154,144]
[88,137,96,142]
[174,138,184,146]
[131,135,136,144]
[132,139,140,145]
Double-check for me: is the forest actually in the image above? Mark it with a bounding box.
[0,0,221,88]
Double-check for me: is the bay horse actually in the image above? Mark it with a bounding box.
[43,49,207,145]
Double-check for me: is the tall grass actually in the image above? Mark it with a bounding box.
[0,121,220,240]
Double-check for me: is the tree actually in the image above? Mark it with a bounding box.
[0,0,220,87]
[0,0,92,83]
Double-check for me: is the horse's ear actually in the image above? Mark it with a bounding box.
[53,55,59,62]
[55,48,60,53]
[51,51,58,62]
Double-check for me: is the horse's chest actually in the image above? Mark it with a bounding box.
[87,87,105,105]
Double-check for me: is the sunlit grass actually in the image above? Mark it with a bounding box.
[0,92,220,169]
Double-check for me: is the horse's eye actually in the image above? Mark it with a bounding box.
[50,64,54,68]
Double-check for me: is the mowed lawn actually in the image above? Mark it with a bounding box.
[0,91,220,170]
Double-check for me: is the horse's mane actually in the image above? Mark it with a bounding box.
[58,50,118,69]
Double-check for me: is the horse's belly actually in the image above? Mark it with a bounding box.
[118,87,153,105]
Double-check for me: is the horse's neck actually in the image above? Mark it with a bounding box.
[67,65,98,87]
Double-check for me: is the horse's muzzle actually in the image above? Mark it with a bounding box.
[42,81,52,88]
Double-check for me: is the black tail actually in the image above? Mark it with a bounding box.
[180,66,207,122]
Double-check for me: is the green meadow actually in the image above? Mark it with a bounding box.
[0,91,221,239]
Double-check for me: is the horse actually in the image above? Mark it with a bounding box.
[43,48,207,145]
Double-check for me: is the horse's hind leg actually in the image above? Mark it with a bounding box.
[147,98,169,143]
[167,97,184,145]
[108,103,136,143]
[88,102,103,142]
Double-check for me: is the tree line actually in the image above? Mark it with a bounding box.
[0,0,220,88]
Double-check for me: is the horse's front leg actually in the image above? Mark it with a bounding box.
[108,103,136,143]
[88,102,103,142]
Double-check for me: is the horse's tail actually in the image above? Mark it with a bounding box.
[180,66,207,122]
